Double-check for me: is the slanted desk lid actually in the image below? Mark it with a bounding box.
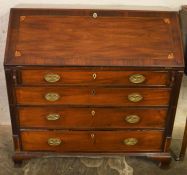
[4,9,184,68]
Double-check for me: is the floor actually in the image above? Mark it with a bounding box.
[0,125,186,175]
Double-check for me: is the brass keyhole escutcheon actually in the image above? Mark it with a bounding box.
[45,93,60,102]
[92,12,98,18]
[44,73,61,83]
[91,133,95,139]
[91,110,96,117]
[91,89,96,95]
[128,93,143,103]
[125,115,140,124]
[48,138,62,146]
[46,113,61,121]
[123,138,138,146]
[90,133,96,144]
[129,74,145,84]
[93,73,97,80]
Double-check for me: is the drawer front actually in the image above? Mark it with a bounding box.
[19,107,167,129]
[20,70,170,86]
[16,87,171,106]
[21,130,164,152]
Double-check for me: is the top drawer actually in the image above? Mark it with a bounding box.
[19,69,170,86]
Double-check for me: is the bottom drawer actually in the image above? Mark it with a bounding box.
[21,130,164,152]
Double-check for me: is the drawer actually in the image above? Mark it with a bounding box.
[19,107,167,129]
[20,70,170,86]
[16,87,171,106]
[21,130,164,152]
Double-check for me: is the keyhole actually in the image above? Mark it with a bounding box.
[93,73,97,80]
[91,89,96,95]
[91,110,95,117]
[91,133,95,139]
[93,13,98,19]
[91,133,95,144]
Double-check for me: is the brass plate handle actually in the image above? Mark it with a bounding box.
[44,73,61,83]
[45,93,60,102]
[125,115,140,124]
[48,138,62,146]
[46,113,61,121]
[123,138,138,146]
[128,93,143,103]
[129,74,145,84]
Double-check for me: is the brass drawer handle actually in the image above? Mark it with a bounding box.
[45,93,60,102]
[44,73,61,83]
[123,138,138,146]
[125,115,140,124]
[128,93,143,102]
[48,138,62,146]
[129,74,145,84]
[46,113,61,121]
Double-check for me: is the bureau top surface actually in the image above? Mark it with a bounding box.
[4,8,184,68]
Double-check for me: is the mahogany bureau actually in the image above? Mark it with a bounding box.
[4,8,184,168]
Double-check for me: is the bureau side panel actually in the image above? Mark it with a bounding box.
[164,71,183,152]
[4,68,21,151]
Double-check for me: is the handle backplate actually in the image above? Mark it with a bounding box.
[128,93,143,103]
[44,73,61,83]
[123,138,138,146]
[129,74,145,84]
[125,115,140,124]
[48,138,62,146]
[45,93,60,102]
[46,113,61,121]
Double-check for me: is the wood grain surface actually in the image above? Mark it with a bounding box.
[3,9,184,167]
[20,69,170,86]
[15,87,171,106]
[21,130,164,152]
[18,107,167,129]
[4,9,184,67]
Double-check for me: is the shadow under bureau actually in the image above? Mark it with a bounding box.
[4,8,184,168]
